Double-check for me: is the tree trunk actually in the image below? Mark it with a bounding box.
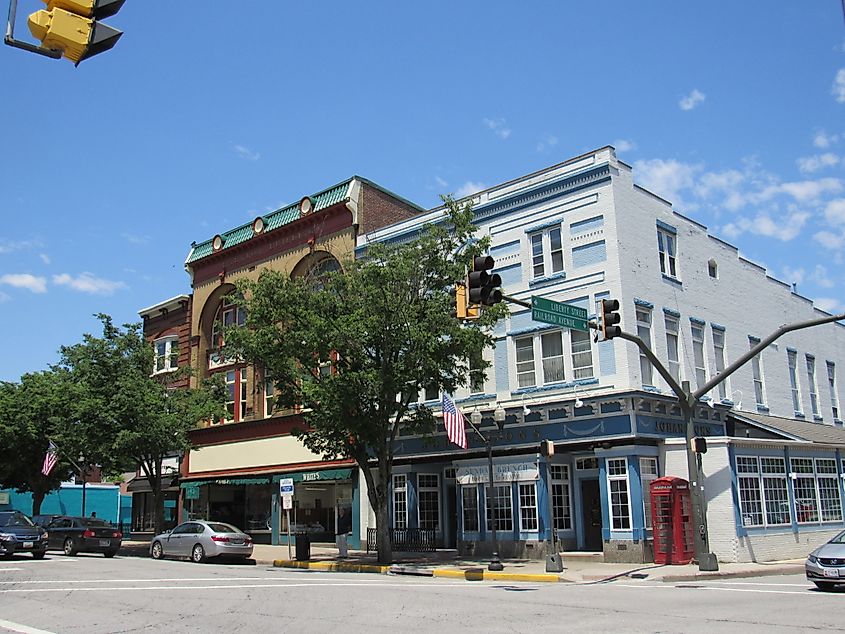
[31,489,45,516]
[374,498,392,564]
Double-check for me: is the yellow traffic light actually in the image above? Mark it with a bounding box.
[455,283,479,321]
[27,0,124,65]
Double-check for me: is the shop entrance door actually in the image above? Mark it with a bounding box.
[445,484,457,549]
[580,479,603,551]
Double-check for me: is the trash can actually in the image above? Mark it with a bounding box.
[295,532,310,561]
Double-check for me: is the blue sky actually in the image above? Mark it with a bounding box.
[1,1,844,382]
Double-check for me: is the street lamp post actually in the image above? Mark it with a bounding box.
[470,404,506,572]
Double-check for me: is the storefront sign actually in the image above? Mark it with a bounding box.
[275,468,353,483]
[0,492,9,505]
[456,461,539,485]
[183,484,200,500]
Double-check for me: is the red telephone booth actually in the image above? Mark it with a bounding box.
[650,476,694,565]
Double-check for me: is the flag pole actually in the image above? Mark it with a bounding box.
[46,438,88,517]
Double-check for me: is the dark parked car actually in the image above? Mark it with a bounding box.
[0,510,48,559]
[45,516,122,557]
[31,514,63,528]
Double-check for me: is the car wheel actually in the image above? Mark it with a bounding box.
[103,550,117,558]
[63,537,77,556]
[31,551,46,560]
[814,581,838,591]
[150,541,164,560]
[191,543,206,563]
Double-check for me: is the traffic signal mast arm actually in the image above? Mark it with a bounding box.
[5,0,62,58]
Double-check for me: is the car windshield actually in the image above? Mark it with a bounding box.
[207,522,241,534]
[829,531,845,544]
[0,512,35,528]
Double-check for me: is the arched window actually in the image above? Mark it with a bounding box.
[211,296,246,351]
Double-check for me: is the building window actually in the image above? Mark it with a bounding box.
[393,475,407,530]
[550,465,572,531]
[530,227,564,279]
[691,323,706,390]
[462,486,479,532]
[788,350,801,413]
[515,331,569,389]
[265,379,277,418]
[817,458,842,522]
[153,336,179,374]
[607,458,631,530]
[518,483,538,531]
[664,316,680,382]
[657,228,677,277]
[417,474,440,531]
[750,339,766,407]
[486,485,513,532]
[212,298,246,351]
[708,259,718,279]
[225,368,248,422]
[515,337,536,388]
[570,330,594,380]
[640,457,659,530]
[636,308,653,386]
[736,456,790,527]
[424,383,439,401]
[827,362,839,420]
[712,328,727,400]
[542,332,565,383]
[806,356,820,417]
[791,458,819,523]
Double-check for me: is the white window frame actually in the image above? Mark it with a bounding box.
[518,482,539,531]
[787,350,802,413]
[153,335,179,374]
[393,474,408,530]
[827,361,840,420]
[712,327,727,401]
[486,484,514,532]
[607,458,631,530]
[806,355,820,417]
[664,316,680,382]
[550,464,572,531]
[639,457,659,530]
[530,226,564,280]
[636,308,653,386]
[264,379,276,418]
[736,456,790,527]
[570,329,594,380]
[417,474,440,531]
[656,228,677,278]
[691,323,706,390]
[224,368,248,422]
[750,339,766,407]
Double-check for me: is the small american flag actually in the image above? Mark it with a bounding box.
[441,394,468,449]
[41,440,58,477]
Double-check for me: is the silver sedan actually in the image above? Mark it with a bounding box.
[150,520,254,563]
[806,529,845,591]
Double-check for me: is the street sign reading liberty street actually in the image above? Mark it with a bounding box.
[531,296,589,331]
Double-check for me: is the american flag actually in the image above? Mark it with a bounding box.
[441,394,468,449]
[41,440,58,477]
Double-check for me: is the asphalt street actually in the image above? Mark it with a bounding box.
[0,553,842,633]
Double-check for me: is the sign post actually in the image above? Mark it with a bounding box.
[531,297,589,331]
[279,478,294,559]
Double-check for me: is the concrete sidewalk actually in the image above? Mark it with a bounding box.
[119,540,806,584]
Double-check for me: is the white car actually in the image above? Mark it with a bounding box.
[149,520,253,563]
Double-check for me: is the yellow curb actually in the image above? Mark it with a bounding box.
[432,568,562,583]
[273,560,391,574]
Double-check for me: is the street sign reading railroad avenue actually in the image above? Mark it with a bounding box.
[531,296,589,331]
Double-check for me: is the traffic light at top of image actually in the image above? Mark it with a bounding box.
[600,298,621,340]
[27,0,125,65]
[467,256,502,307]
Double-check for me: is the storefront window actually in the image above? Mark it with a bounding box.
[462,485,479,532]
[485,485,513,532]
[417,474,440,531]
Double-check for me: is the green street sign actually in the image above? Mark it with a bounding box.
[531,296,589,331]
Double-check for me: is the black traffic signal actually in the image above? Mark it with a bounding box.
[27,0,125,65]
[600,298,621,339]
[691,437,708,454]
[468,255,503,307]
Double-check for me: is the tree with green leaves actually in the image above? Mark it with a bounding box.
[224,196,506,563]
[0,370,78,515]
[57,315,225,535]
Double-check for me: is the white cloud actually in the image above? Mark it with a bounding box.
[781,265,805,285]
[833,69,845,103]
[813,131,840,148]
[0,273,47,293]
[824,199,845,226]
[536,135,558,152]
[121,232,150,245]
[679,89,706,111]
[632,158,700,206]
[612,139,636,153]
[814,297,844,314]
[812,264,835,288]
[39,253,50,265]
[797,153,840,173]
[483,117,511,140]
[0,239,40,254]
[814,230,845,249]
[52,272,126,295]
[434,176,448,189]
[233,144,260,161]
[454,181,486,199]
